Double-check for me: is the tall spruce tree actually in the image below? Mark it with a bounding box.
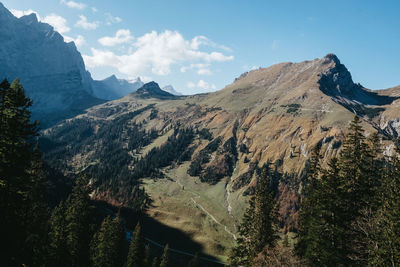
[48,201,70,267]
[65,174,95,267]
[127,222,145,267]
[90,214,126,267]
[296,145,323,263]
[229,165,278,266]
[366,141,400,266]
[297,116,384,266]
[0,78,48,266]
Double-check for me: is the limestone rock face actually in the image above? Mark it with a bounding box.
[0,3,102,127]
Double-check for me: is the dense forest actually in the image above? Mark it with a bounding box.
[1,79,400,266]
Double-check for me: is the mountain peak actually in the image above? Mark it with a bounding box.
[135,82,176,99]
[22,12,38,22]
[0,2,14,19]
[322,53,341,65]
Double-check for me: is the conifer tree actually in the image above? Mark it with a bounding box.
[90,214,125,267]
[297,116,384,266]
[127,222,145,267]
[229,165,278,266]
[0,78,48,266]
[296,145,323,261]
[251,167,278,254]
[365,141,400,266]
[48,201,70,267]
[65,174,95,267]
[159,244,170,267]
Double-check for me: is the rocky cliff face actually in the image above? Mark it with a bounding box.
[0,3,104,127]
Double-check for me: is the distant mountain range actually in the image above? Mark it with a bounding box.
[0,3,178,127]
[92,75,144,100]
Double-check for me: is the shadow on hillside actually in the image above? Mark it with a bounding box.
[94,200,225,267]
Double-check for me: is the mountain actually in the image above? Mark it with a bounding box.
[0,3,107,127]
[92,75,144,100]
[162,85,182,96]
[134,81,177,99]
[40,54,400,258]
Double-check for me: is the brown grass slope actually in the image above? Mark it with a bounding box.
[43,54,400,259]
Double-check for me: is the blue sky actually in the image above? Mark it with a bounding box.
[3,0,400,94]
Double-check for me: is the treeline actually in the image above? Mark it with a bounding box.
[40,105,159,208]
[131,127,195,179]
[229,116,400,266]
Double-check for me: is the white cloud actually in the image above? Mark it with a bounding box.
[181,63,212,75]
[60,0,86,10]
[98,29,133,46]
[83,30,233,77]
[75,15,99,30]
[11,10,73,37]
[91,7,98,13]
[11,9,40,20]
[105,13,122,25]
[187,80,216,91]
[191,35,232,52]
[64,35,86,47]
[43,14,70,34]
[139,76,153,83]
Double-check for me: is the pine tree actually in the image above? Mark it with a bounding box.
[297,116,384,266]
[0,78,48,266]
[229,197,255,267]
[337,116,380,264]
[65,174,95,267]
[90,214,126,267]
[229,165,278,266]
[251,167,278,254]
[296,145,323,262]
[48,201,70,267]
[159,244,170,267]
[127,222,145,267]
[366,141,400,266]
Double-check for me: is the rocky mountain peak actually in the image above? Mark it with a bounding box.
[135,82,176,99]
[322,53,341,65]
[318,53,398,108]
[19,13,38,24]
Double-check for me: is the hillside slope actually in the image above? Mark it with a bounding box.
[41,54,400,259]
